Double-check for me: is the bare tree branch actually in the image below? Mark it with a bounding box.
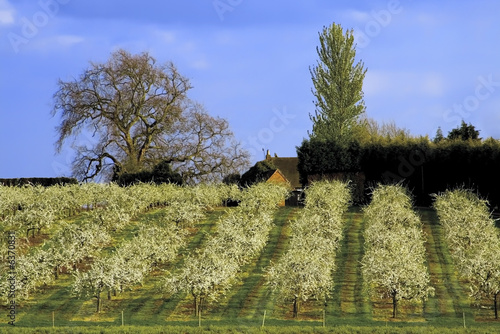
[52,49,249,182]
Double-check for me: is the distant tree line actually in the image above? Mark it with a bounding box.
[0,177,78,187]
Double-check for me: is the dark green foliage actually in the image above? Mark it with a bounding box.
[151,160,183,184]
[297,138,500,207]
[433,127,444,144]
[113,160,183,186]
[0,177,78,187]
[447,120,481,141]
[239,160,277,187]
[297,139,361,184]
[222,173,241,185]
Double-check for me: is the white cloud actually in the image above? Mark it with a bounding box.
[55,35,84,47]
[421,72,446,97]
[155,30,176,44]
[344,9,371,23]
[214,31,237,46]
[26,34,85,52]
[177,41,197,54]
[364,70,447,98]
[415,13,441,28]
[191,57,209,70]
[0,0,15,25]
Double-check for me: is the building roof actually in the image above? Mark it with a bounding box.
[265,156,301,189]
[241,151,302,189]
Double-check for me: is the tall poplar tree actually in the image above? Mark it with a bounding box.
[309,23,367,143]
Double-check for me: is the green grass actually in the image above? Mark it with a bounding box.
[330,207,371,324]
[420,208,474,327]
[216,207,296,320]
[2,206,500,331]
[1,325,500,334]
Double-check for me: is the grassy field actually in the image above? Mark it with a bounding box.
[2,206,500,332]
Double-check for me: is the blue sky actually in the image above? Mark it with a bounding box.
[1,0,500,178]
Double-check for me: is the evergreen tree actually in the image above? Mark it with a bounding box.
[447,120,480,141]
[433,127,444,144]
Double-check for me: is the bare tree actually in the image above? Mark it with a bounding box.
[52,49,249,182]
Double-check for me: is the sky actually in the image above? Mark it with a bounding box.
[1,0,500,179]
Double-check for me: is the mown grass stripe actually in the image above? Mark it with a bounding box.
[224,207,297,319]
[242,207,296,319]
[421,208,452,317]
[15,276,84,327]
[329,212,351,318]
[334,208,368,318]
[354,211,370,317]
[424,209,472,319]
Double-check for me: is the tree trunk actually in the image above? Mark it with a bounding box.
[392,293,398,318]
[108,289,111,300]
[96,291,101,313]
[54,265,59,280]
[193,294,198,316]
[293,297,299,319]
[494,292,498,320]
[26,227,37,238]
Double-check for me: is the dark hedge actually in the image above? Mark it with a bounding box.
[297,138,500,207]
[0,177,78,187]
